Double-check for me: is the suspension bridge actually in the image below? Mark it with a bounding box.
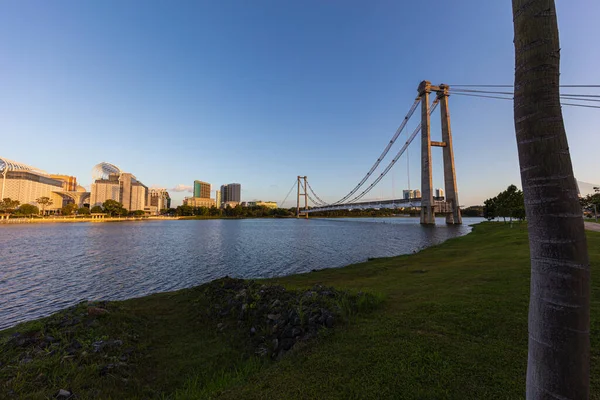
[280,80,600,225]
[286,80,461,225]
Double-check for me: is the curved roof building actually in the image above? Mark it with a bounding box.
[0,156,87,212]
[91,162,123,181]
[90,162,147,211]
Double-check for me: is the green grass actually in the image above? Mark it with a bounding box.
[1,223,599,399]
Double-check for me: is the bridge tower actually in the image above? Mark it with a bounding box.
[418,81,462,225]
[296,176,308,219]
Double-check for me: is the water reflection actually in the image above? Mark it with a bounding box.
[0,217,480,329]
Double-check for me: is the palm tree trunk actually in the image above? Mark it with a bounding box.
[512,1,590,398]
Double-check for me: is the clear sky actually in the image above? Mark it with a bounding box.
[1,1,598,207]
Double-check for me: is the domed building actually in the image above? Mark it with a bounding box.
[90,162,148,212]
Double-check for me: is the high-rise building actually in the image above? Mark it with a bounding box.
[220,183,241,204]
[90,162,148,211]
[435,188,445,199]
[215,190,221,208]
[193,180,211,199]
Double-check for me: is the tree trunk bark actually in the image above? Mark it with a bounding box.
[512,1,590,399]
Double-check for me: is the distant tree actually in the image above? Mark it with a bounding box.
[483,197,497,221]
[132,210,145,217]
[0,198,20,213]
[35,196,53,215]
[580,191,600,217]
[77,207,91,215]
[462,205,484,218]
[482,185,524,223]
[16,204,39,216]
[90,205,103,214]
[61,203,78,216]
[175,205,194,216]
[102,199,127,216]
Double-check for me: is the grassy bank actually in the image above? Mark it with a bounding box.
[1,223,599,399]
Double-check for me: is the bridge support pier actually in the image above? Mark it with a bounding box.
[296,176,308,219]
[439,85,462,225]
[419,81,435,225]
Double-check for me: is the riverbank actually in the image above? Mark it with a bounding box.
[1,223,598,399]
[0,216,179,224]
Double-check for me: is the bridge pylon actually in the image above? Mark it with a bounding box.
[418,81,462,225]
[296,176,308,219]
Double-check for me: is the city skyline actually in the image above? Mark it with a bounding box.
[0,2,598,208]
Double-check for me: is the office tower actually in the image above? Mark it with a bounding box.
[193,180,211,198]
[220,183,241,203]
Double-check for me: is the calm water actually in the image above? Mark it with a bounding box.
[0,217,481,329]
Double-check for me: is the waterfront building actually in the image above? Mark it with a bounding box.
[144,188,171,215]
[221,183,241,204]
[183,197,216,208]
[248,201,278,208]
[90,162,148,211]
[193,180,211,199]
[0,156,88,213]
[223,201,240,208]
[435,188,445,200]
[215,190,221,208]
[49,175,78,191]
[402,189,421,200]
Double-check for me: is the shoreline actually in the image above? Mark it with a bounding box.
[1,223,599,398]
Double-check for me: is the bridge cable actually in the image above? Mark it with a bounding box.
[346,98,441,204]
[449,84,600,88]
[330,97,422,205]
[305,180,328,206]
[279,180,298,209]
[450,88,600,98]
[448,91,600,109]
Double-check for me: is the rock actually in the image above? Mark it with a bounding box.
[325,316,334,328]
[291,327,302,337]
[92,339,122,353]
[250,327,256,335]
[280,338,295,351]
[55,389,71,398]
[87,307,109,316]
[86,319,100,328]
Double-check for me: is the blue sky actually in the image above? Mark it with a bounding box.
[0,1,598,207]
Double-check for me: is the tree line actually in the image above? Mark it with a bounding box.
[580,186,600,218]
[483,185,526,222]
[174,204,293,218]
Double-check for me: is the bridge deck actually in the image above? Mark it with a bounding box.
[305,197,451,213]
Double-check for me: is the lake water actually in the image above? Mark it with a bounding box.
[0,217,481,329]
